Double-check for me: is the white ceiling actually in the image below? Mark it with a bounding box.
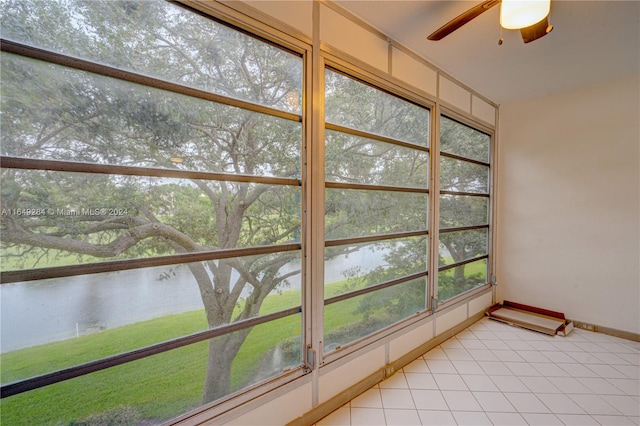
[335,0,640,104]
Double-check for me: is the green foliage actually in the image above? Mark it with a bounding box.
[438,229,488,267]
[437,259,487,301]
[322,238,428,348]
[0,0,490,416]
[324,310,394,349]
[437,116,491,300]
[440,116,490,162]
[0,0,308,405]
[323,60,433,346]
[325,189,427,239]
[325,69,429,146]
[359,238,427,312]
[325,130,428,188]
[324,70,430,243]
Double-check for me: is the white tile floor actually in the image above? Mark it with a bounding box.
[316,317,640,426]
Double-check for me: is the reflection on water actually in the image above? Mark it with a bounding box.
[1,247,390,352]
[0,265,203,352]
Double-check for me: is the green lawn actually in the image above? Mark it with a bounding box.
[1,312,208,425]
[0,261,483,425]
[0,283,340,425]
[438,258,488,301]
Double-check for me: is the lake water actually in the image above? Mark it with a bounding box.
[0,247,390,352]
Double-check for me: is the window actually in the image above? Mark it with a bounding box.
[437,116,491,301]
[0,1,303,424]
[0,1,496,423]
[323,68,430,352]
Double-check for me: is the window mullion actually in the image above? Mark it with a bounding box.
[308,11,326,372]
[429,103,442,311]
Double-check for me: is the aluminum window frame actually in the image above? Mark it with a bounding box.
[0,0,499,421]
[0,0,312,413]
[434,108,495,309]
[320,58,434,363]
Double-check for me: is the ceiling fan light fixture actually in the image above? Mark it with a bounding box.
[500,0,551,30]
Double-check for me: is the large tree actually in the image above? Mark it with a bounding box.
[323,69,431,345]
[1,0,447,408]
[1,0,303,403]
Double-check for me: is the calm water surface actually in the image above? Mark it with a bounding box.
[1,248,389,352]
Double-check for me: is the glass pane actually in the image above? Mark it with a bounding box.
[325,69,429,147]
[1,251,301,372]
[439,229,488,267]
[1,314,301,424]
[326,189,428,240]
[324,278,426,352]
[326,130,428,188]
[1,170,301,269]
[324,236,428,299]
[1,1,305,421]
[439,195,488,229]
[1,54,301,178]
[0,0,302,112]
[440,157,489,194]
[438,259,487,302]
[440,116,490,163]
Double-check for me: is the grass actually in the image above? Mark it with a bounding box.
[3,342,211,424]
[1,317,208,424]
[2,315,305,425]
[0,285,303,425]
[0,283,317,425]
[0,261,484,425]
[438,258,488,301]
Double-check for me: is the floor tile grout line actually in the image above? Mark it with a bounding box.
[318,318,639,425]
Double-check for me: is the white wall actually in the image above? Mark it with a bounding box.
[497,73,640,334]
[240,0,496,126]
[224,291,491,425]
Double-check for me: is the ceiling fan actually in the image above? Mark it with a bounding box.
[427,0,554,44]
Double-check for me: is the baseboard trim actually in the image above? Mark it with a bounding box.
[571,320,640,342]
[286,311,486,426]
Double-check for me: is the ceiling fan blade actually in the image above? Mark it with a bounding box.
[520,16,553,43]
[427,0,501,41]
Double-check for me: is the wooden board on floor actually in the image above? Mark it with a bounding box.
[488,306,566,335]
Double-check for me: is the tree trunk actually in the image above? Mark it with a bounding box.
[453,264,466,293]
[201,330,250,403]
